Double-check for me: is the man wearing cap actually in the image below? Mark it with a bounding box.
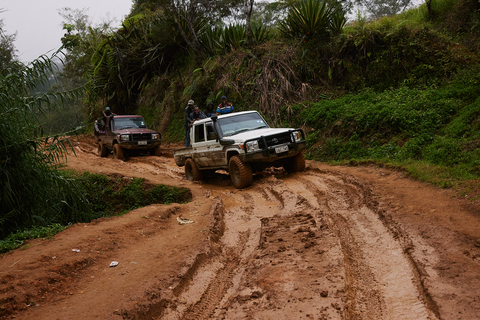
[184,100,196,147]
[216,96,234,115]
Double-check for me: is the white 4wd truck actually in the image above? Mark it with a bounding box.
[173,111,306,188]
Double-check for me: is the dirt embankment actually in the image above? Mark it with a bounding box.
[1,135,479,320]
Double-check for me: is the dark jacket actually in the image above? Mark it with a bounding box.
[204,106,215,117]
[190,110,207,121]
[184,105,195,129]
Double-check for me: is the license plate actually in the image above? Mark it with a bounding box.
[275,145,289,153]
[138,141,147,145]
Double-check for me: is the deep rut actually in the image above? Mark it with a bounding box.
[159,168,438,319]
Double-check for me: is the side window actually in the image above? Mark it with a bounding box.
[194,124,205,143]
[206,123,216,141]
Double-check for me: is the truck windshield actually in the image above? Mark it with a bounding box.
[218,113,268,136]
[114,117,147,130]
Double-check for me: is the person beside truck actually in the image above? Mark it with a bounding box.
[184,100,196,147]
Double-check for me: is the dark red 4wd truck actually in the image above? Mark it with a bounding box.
[94,115,161,160]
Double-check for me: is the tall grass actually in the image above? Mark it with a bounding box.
[0,53,93,239]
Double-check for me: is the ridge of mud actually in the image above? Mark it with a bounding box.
[299,168,438,319]
[333,170,442,319]
[118,197,227,320]
[373,205,442,320]
[0,205,178,318]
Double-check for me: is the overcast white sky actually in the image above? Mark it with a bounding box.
[1,0,134,63]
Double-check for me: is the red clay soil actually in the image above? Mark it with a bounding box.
[0,135,479,320]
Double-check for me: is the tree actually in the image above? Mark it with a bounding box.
[59,8,116,84]
[167,0,205,56]
[362,0,412,18]
[244,0,255,46]
[0,19,18,73]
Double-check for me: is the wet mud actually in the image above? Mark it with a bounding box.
[1,135,479,320]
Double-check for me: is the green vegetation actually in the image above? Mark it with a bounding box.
[0,172,191,253]
[74,171,191,215]
[287,68,480,193]
[0,224,67,253]
[0,52,92,240]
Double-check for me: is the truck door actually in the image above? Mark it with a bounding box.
[104,117,115,148]
[205,122,225,166]
[192,123,211,168]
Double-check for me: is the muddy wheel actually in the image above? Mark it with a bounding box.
[229,156,252,189]
[98,142,108,157]
[113,144,124,160]
[284,152,306,173]
[154,145,162,156]
[185,158,202,181]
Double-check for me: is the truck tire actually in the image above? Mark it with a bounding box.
[185,158,202,181]
[284,152,306,173]
[229,156,252,189]
[154,145,162,156]
[98,142,108,157]
[113,144,124,160]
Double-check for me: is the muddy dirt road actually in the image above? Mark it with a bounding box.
[1,135,480,320]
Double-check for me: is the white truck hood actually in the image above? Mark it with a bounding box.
[228,128,294,142]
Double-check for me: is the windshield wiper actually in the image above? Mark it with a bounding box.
[230,128,252,135]
[250,125,268,130]
[230,125,268,136]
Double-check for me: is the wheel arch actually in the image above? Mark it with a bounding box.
[226,150,240,164]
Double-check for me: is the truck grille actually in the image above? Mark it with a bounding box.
[258,132,292,148]
[132,133,151,141]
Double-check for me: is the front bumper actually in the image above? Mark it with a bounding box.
[240,141,306,163]
[118,140,161,150]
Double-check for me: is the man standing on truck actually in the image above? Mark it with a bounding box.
[184,100,196,147]
[216,96,234,115]
[191,106,207,121]
[103,107,116,118]
[204,101,215,117]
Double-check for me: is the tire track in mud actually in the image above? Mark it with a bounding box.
[156,169,439,319]
[73,139,184,180]
[181,254,241,320]
[70,137,436,319]
[70,140,440,319]
[298,169,437,320]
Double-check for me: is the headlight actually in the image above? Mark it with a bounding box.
[292,131,302,142]
[120,134,130,142]
[152,133,160,140]
[246,140,260,152]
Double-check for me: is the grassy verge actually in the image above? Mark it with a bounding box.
[285,69,480,200]
[74,171,191,216]
[0,171,191,253]
[0,224,68,254]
